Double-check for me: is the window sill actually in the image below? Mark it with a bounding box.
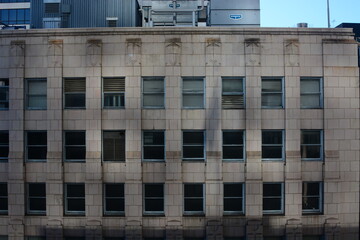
[223,212,245,216]
[261,107,284,109]
[26,213,46,216]
[263,212,284,216]
[301,159,323,161]
[26,160,47,162]
[143,213,165,217]
[64,160,86,163]
[223,159,245,162]
[64,108,86,110]
[103,107,125,109]
[103,214,125,217]
[302,212,323,215]
[64,213,85,216]
[103,160,126,162]
[183,213,205,216]
[142,159,165,162]
[262,159,284,161]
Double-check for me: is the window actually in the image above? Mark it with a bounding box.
[106,18,118,27]
[44,3,60,14]
[223,183,244,214]
[26,78,47,109]
[301,130,323,160]
[103,77,125,108]
[302,182,322,214]
[222,77,245,108]
[261,77,283,108]
[142,77,165,108]
[262,130,284,160]
[64,78,86,109]
[0,131,9,162]
[143,131,165,161]
[182,131,205,161]
[104,183,124,215]
[223,131,244,161]
[27,183,46,215]
[184,183,204,215]
[64,131,86,162]
[263,183,284,214]
[182,77,204,108]
[144,183,164,215]
[0,79,9,110]
[301,78,322,108]
[65,183,85,215]
[0,9,30,25]
[0,183,7,214]
[103,131,125,162]
[26,131,47,161]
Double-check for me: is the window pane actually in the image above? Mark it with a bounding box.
[106,199,124,212]
[224,184,243,197]
[28,132,47,145]
[145,185,163,197]
[29,184,45,197]
[0,184,7,196]
[28,81,46,95]
[145,199,164,212]
[67,199,85,211]
[223,79,243,92]
[184,184,203,197]
[183,94,203,108]
[144,132,164,145]
[184,199,203,212]
[103,131,125,161]
[29,198,46,211]
[223,132,243,145]
[144,146,164,159]
[262,146,282,159]
[224,199,243,212]
[65,94,85,108]
[183,79,203,92]
[263,198,281,211]
[104,93,124,107]
[301,80,320,93]
[301,94,320,108]
[303,183,320,195]
[66,132,85,145]
[302,197,320,210]
[263,184,282,196]
[143,94,164,107]
[143,79,164,93]
[0,147,9,158]
[301,131,321,144]
[28,147,47,160]
[262,79,282,92]
[105,184,124,198]
[183,146,203,159]
[223,146,243,159]
[301,146,321,158]
[183,132,203,145]
[262,94,282,107]
[66,147,86,159]
[0,198,8,211]
[67,185,85,197]
[28,96,47,109]
[262,131,282,144]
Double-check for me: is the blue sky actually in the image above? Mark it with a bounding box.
[261,0,360,28]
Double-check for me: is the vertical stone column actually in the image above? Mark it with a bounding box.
[8,40,26,239]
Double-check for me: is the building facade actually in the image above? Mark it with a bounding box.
[0,27,359,239]
[0,0,30,29]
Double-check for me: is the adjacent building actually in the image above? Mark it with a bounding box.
[0,0,30,29]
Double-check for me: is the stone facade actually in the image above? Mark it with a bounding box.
[0,27,359,239]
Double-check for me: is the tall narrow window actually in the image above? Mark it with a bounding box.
[263,183,284,214]
[65,183,85,215]
[64,78,86,109]
[302,182,322,214]
[301,130,322,161]
[183,131,205,161]
[26,131,47,161]
[300,78,322,108]
[142,77,165,108]
[103,131,125,162]
[27,183,46,215]
[26,78,47,109]
[184,183,204,215]
[0,183,7,214]
[64,131,86,162]
[182,77,204,108]
[103,77,125,108]
[144,183,164,215]
[104,183,124,215]
[222,77,244,109]
[262,130,284,160]
[223,131,244,161]
[261,78,283,108]
[0,131,9,162]
[0,79,9,110]
[223,183,244,214]
[143,131,165,161]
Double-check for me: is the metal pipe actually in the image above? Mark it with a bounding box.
[327,0,331,28]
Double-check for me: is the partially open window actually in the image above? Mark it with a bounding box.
[64,78,86,109]
[103,77,125,108]
[143,131,165,161]
[301,130,322,160]
[27,183,46,215]
[104,183,124,215]
[222,77,244,109]
[302,182,322,214]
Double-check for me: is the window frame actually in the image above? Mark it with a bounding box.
[222,130,245,161]
[183,183,205,216]
[222,77,245,109]
[261,77,284,108]
[302,182,323,214]
[102,77,125,109]
[25,78,47,110]
[182,130,205,161]
[223,183,245,215]
[262,182,284,215]
[300,77,323,109]
[0,183,7,215]
[102,130,125,162]
[142,130,165,162]
[26,183,46,215]
[143,183,165,215]
[103,183,125,216]
[182,77,205,109]
[25,131,47,162]
[301,130,323,161]
[0,79,9,110]
[64,131,86,162]
[262,130,284,161]
[63,77,86,109]
[64,183,85,216]
[142,77,165,109]
[0,131,9,162]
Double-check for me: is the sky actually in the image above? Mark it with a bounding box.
[261,0,360,28]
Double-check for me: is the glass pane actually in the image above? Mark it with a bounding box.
[301,146,321,159]
[0,132,9,144]
[223,146,243,159]
[301,94,320,108]
[29,184,45,197]
[104,94,124,107]
[262,146,282,159]
[66,147,86,160]
[184,199,203,212]
[0,184,7,196]
[0,88,9,101]
[105,184,124,198]
[0,198,8,211]
[28,96,47,109]
[106,199,124,212]
[301,79,320,93]
[29,198,46,211]
[262,79,282,92]
[143,94,164,107]
[144,132,164,145]
[303,183,320,195]
[224,198,243,212]
[183,146,204,159]
[143,79,164,93]
[67,185,85,197]
[263,198,281,211]
[0,146,9,158]
[144,146,164,159]
[145,199,164,212]
[263,184,282,196]
[224,184,243,197]
[103,132,125,161]
[262,131,282,144]
[183,132,203,145]
[301,131,321,144]
[28,80,46,94]
[145,184,163,197]
[28,132,47,145]
[28,147,47,160]
[183,94,203,108]
[262,94,282,107]
[302,197,320,210]
[65,94,85,108]
[223,132,243,145]
[183,79,203,92]
[223,79,243,92]
[66,132,85,145]
[67,199,85,212]
[184,184,203,197]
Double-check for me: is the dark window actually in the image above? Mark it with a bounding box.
[64,131,86,161]
[103,77,125,108]
[262,130,283,160]
[103,131,125,162]
[144,183,164,214]
[107,20,117,27]
[300,78,322,108]
[184,183,204,215]
[223,131,244,160]
[263,183,284,214]
[224,183,244,214]
[64,78,86,109]
[182,77,204,108]
[44,3,60,14]
[261,78,283,108]
[27,183,46,215]
[104,183,124,215]
[26,78,47,109]
[26,131,47,161]
[222,77,244,109]
[0,131,9,161]
[183,131,205,161]
[0,183,7,214]
[142,77,165,108]
[302,182,322,214]
[143,131,165,161]
[65,183,85,215]
[301,130,322,160]
[0,79,9,109]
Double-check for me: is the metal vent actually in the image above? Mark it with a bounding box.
[107,20,117,27]
[103,78,125,92]
[45,3,60,14]
[64,78,86,93]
